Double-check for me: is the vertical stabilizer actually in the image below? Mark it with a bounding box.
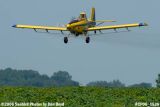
[90,7,96,21]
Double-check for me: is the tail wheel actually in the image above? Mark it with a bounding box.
[64,37,68,44]
[76,33,79,36]
[85,37,90,43]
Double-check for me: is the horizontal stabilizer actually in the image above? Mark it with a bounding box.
[93,20,116,22]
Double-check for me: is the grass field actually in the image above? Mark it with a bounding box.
[0,87,160,107]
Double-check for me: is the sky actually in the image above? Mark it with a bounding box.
[0,0,160,86]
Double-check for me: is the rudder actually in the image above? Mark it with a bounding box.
[90,7,96,21]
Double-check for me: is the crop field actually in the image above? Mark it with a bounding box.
[0,87,160,107]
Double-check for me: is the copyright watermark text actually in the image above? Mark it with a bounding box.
[0,102,64,107]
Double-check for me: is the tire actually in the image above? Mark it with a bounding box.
[86,37,90,43]
[64,37,68,44]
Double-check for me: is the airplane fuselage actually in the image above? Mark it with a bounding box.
[66,19,95,36]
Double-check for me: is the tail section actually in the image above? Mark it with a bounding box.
[90,7,96,21]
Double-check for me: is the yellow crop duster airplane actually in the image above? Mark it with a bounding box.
[12,7,148,43]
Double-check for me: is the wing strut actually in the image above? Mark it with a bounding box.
[34,29,37,32]
[99,30,102,34]
[46,29,49,33]
[126,27,131,31]
[114,29,117,32]
[61,30,64,34]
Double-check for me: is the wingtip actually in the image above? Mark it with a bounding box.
[12,25,16,28]
[139,23,148,26]
[144,23,148,26]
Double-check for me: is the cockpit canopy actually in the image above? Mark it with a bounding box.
[68,12,87,24]
[79,12,87,19]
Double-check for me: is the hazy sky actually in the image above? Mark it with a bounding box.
[0,0,160,86]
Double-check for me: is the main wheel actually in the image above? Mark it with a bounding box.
[64,37,68,44]
[85,37,90,43]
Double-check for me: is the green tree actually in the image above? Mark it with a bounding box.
[156,74,160,88]
[108,80,125,87]
[129,82,152,88]
[87,81,108,87]
[0,68,79,87]
[51,71,79,86]
[87,80,125,87]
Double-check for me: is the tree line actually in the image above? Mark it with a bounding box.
[0,68,159,87]
[0,68,79,87]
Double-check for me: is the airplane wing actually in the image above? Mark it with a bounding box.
[12,24,68,31]
[87,23,148,31]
